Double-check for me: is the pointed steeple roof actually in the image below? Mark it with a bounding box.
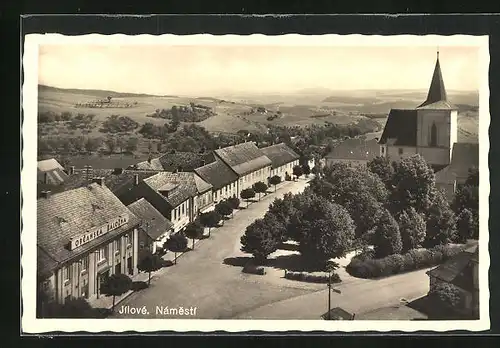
[418,50,449,108]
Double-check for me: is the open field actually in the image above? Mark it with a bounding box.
[38,85,479,142]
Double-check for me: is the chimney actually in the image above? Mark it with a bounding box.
[134,174,139,186]
[69,166,75,175]
[93,177,105,186]
[40,190,51,199]
[177,166,183,173]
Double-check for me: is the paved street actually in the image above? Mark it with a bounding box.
[111,179,313,319]
[232,267,431,319]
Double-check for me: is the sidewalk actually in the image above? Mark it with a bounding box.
[88,179,304,312]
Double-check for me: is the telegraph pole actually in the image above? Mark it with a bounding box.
[326,261,341,320]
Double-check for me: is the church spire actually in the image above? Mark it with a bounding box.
[418,49,448,107]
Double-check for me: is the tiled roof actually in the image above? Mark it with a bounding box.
[435,143,479,184]
[427,244,478,293]
[194,159,239,190]
[135,158,163,171]
[57,169,161,199]
[143,172,192,208]
[133,152,215,172]
[418,55,449,108]
[37,183,141,270]
[127,198,174,241]
[260,143,300,169]
[378,109,418,146]
[417,100,457,110]
[214,142,272,176]
[37,159,68,186]
[37,245,59,279]
[326,138,380,161]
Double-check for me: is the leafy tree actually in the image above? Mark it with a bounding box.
[137,251,162,285]
[60,111,73,121]
[253,181,268,201]
[184,220,204,249]
[389,154,436,215]
[286,191,316,241]
[125,137,139,153]
[105,137,117,154]
[100,273,132,313]
[310,163,387,239]
[85,137,103,154]
[262,211,288,243]
[71,136,86,152]
[116,136,126,154]
[298,197,355,266]
[215,200,233,223]
[424,189,457,248]
[164,233,188,264]
[199,211,221,237]
[301,163,311,177]
[452,168,479,240]
[372,208,403,258]
[240,188,256,208]
[267,193,295,232]
[397,207,426,252]
[240,218,279,263]
[456,208,475,243]
[293,164,303,179]
[226,197,240,216]
[367,156,395,188]
[269,175,281,192]
[38,297,97,318]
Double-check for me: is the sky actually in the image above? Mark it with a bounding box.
[38,45,479,96]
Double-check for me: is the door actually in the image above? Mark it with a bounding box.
[115,262,121,275]
[127,257,133,275]
[97,270,110,297]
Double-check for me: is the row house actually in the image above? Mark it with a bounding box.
[127,198,174,254]
[194,159,239,204]
[214,142,272,197]
[260,143,300,182]
[37,179,141,307]
[121,173,192,233]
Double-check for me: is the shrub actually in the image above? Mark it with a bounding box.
[346,244,467,279]
[242,264,266,275]
[285,271,341,284]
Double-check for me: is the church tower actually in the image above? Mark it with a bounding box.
[378,49,458,170]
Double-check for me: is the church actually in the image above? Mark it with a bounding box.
[378,50,479,200]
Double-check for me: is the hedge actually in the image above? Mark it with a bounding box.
[285,271,341,284]
[242,264,266,275]
[346,244,466,279]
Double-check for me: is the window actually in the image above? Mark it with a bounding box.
[62,265,71,284]
[97,246,108,263]
[174,208,178,220]
[114,238,121,254]
[181,204,185,215]
[430,122,438,147]
[125,231,133,247]
[398,148,404,155]
[225,186,228,194]
[381,146,385,155]
[80,256,89,274]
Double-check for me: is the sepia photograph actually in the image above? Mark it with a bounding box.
[21,33,490,333]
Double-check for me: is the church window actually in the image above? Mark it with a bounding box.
[430,122,438,147]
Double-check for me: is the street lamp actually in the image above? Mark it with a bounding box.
[326,261,341,320]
